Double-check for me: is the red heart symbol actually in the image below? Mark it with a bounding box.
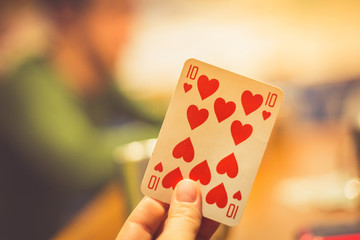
[172,137,195,162]
[262,110,271,120]
[241,90,263,115]
[233,190,242,201]
[216,153,238,178]
[231,120,253,145]
[154,162,163,172]
[197,75,219,100]
[162,167,183,189]
[187,105,209,130]
[205,183,228,209]
[214,97,236,123]
[183,83,192,93]
[189,160,211,185]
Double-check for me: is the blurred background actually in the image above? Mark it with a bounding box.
[1,0,360,239]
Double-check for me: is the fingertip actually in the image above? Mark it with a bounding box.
[175,179,199,203]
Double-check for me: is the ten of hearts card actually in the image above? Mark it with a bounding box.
[141,58,284,226]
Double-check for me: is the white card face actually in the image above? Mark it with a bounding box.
[141,59,284,226]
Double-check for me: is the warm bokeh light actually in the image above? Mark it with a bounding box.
[117,0,360,96]
[1,0,360,239]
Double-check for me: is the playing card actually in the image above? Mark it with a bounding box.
[141,59,284,226]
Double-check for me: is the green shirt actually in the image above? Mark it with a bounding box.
[0,57,160,189]
[0,57,160,239]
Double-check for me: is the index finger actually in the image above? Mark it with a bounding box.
[116,196,169,240]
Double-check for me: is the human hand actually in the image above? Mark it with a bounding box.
[116,179,220,240]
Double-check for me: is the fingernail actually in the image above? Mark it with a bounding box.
[176,179,197,203]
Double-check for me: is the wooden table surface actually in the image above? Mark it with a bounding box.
[52,122,360,240]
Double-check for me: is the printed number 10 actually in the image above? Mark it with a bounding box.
[226,204,239,219]
[265,92,278,108]
[148,175,160,191]
[186,65,199,80]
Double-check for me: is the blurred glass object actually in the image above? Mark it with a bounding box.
[113,138,157,212]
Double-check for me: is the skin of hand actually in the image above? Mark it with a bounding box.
[116,179,220,240]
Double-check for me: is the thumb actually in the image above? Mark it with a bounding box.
[158,179,202,240]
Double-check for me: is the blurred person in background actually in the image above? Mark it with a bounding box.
[0,0,161,239]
